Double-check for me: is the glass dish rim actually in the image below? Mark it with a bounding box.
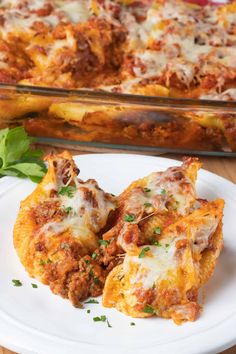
[0,83,236,111]
[37,136,236,157]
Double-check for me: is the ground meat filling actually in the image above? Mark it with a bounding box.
[32,200,66,226]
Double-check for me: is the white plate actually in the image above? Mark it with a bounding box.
[0,154,236,354]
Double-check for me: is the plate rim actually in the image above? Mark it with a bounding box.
[0,153,235,354]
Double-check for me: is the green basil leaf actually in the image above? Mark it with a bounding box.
[6,162,45,178]
[22,149,43,158]
[1,127,30,166]
[29,175,43,183]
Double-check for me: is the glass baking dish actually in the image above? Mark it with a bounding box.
[0,83,235,156]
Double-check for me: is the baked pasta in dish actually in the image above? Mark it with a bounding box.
[0,0,236,97]
[0,0,235,153]
[13,153,224,323]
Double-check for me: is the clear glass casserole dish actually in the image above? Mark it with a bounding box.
[0,83,235,156]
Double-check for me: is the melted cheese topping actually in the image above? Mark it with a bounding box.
[58,1,90,23]
[200,88,236,101]
[61,181,115,233]
[0,0,91,38]
[116,162,197,252]
[122,208,220,295]
[125,241,177,289]
[39,180,115,241]
[0,0,236,97]
[120,0,236,91]
[146,166,195,216]
[104,0,236,94]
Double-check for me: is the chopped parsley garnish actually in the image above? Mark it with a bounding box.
[144,187,151,193]
[154,226,161,235]
[143,304,154,314]
[31,283,38,288]
[160,189,166,195]
[138,246,150,258]
[152,283,156,289]
[151,240,161,247]
[61,243,70,250]
[58,185,76,198]
[40,258,52,265]
[124,214,135,222]
[93,315,107,322]
[93,316,101,322]
[165,243,170,248]
[12,279,22,287]
[85,259,90,264]
[64,206,72,214]
[92,252,97,260]
[89,270,101,285]
[130,322,136,326]
[89,270,94,277]
[144,202,152,207]
[99,239,109,247]
[87,309,91,314]
[85,299,99,304]
[107,319,112,328]
[94,277,101,285]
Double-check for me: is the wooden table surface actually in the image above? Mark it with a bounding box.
[1,147,235,354]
